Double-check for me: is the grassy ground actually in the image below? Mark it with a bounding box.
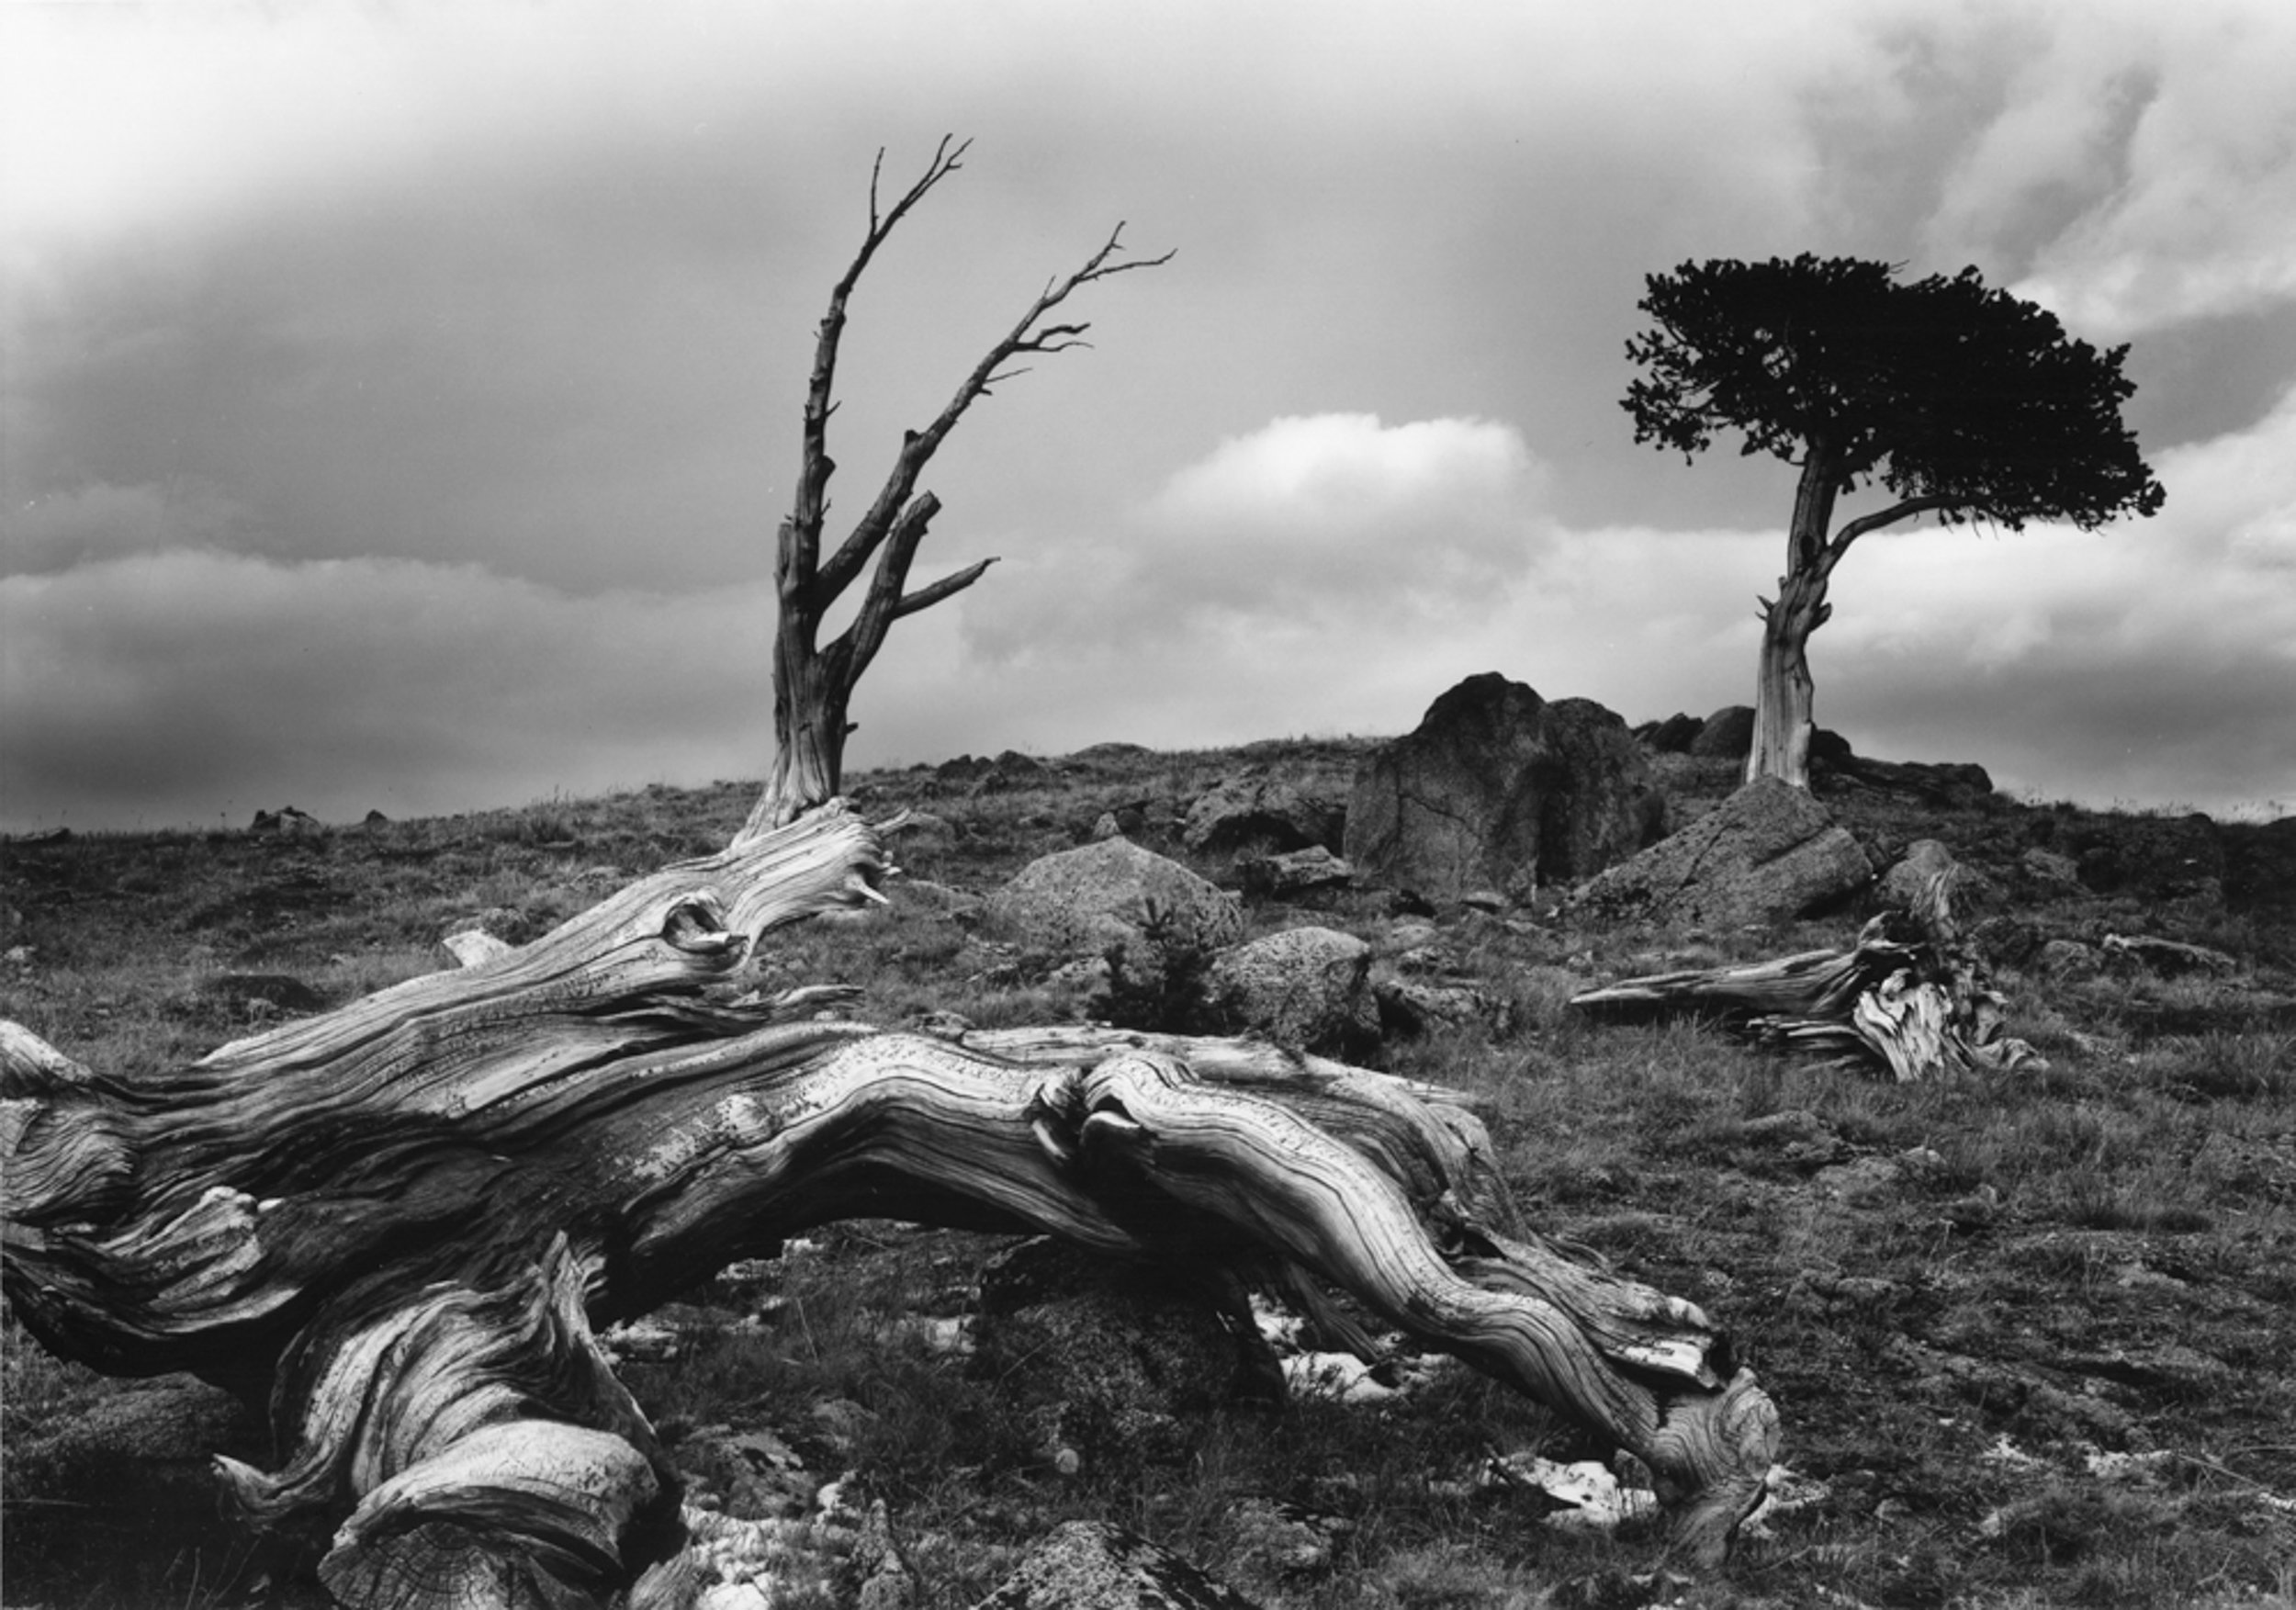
[5,741,2293,1609]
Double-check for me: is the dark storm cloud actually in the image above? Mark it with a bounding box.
[0,553,775,828]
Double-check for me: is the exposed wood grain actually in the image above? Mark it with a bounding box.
[1570,869,2041,1080]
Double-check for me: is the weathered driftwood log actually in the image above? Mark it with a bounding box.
[3,805,1776,1606]
[1569,868,2040,1080]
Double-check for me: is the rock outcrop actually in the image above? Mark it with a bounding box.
[1345,674,1663,905]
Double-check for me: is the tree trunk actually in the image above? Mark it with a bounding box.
[1746,447,1841,790]
[1746,567,1828,789]
[1569,865,2043,1081]
[4,805,1779,1604]
[745,611,850,838]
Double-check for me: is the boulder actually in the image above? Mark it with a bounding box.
[968,1240,1279,1473]
[1183,771,1344,859]
[2021,847,2084,890]
[1572,776,1874,929]
[1687,706,1756,759]
[1374,976,1505,1037]
[1876,839,1963,910]
[1344,674,1664,905]
[977,1520,1264,1610]
[1237,845,1354,899]
[985,839,1243,989]
[1638,712,1705,753]
[248,805,321,836]
[1206,927,1378,1053]
[2036,938,2102,982]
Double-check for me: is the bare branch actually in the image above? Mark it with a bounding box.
[810,220,1171,611]
[780,138,973,595]
[889,556,997,622]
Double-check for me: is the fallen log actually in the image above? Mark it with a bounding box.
[1569,866,2042,1079]
[3,803,1777,1604]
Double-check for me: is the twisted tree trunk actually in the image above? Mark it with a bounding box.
[4,805,1777,1605]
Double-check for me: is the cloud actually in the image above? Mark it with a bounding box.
[1986,5,2296,336]
[0,551,776,829]
[972,413,1553,657]
[3,481,243,574]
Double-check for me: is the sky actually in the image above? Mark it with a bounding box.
[5,0,2294,832]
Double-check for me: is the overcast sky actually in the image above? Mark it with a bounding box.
[6,1,2294,831]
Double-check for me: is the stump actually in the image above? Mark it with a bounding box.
[1570,866,2043,1080]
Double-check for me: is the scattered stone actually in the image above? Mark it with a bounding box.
[1571,776,1874,929]
[1206,927,1379,1053]
[1225,1498,1351,1578]
[1345,674,1664,905]
[1236,845,1354,898]
[887,810,956,850]
[1480,1450,1660,1534]
[2035,938,2102,982]
[852,1498,915,1610]
[966,750,1052,798]
[195,973,328,1018]
[248,805,322,835]
[909,1008,974,1039]
[1970,916,2043,967]
[2021,847,2085,889]
[891,878,982,922]
[2101,932,2239,977]
[974,1519,1264,1610]
[1374,976,1500,1034]
[1813,1152,1919,1204]
[1941,1185,2004,1230]
[1183,771,1344,859]
[444,929,516,967]
[674,1423,816,1520]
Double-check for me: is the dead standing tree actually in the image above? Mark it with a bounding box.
[747,138,1172,834]
[2,799,1781,1605]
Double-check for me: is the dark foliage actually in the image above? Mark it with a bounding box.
[1622,253,2166,530]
